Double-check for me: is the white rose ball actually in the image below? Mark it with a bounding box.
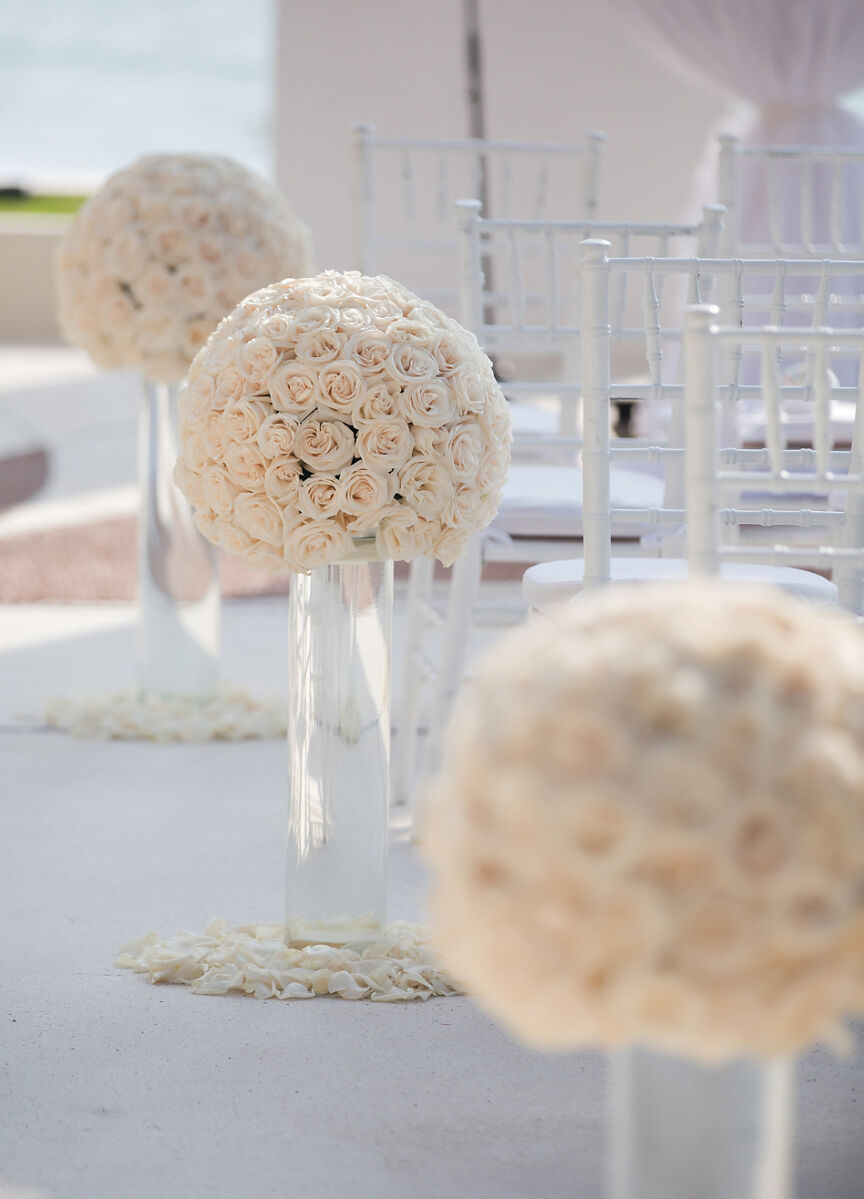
[57,152,314,383]
[424,581,864,1062]
[174,270,511,573]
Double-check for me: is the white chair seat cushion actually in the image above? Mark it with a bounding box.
[523,557,838,615]
[495,463,665,538]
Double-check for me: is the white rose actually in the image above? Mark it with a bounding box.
[430,526,470,567]
[105,231,146,279]
[476,445,509,491]
[233,492,286,546]
[399,378,455,427]
[338,463,394,524]
[412,425,449,458]
[303,277,350,305]
[260,313,296,347]
[136,311,174,350]
[180,198,216,231]
[200,415,230,462]
[180,374,217,427]
[204,332,243,372]
[452,365,493,416]
[256,412,299,458]
[298,473,341,519]
[353,379,401,423]
[200,465,241,517]
[386,317,434,345]
[221,398,270,444]
[335,306,368,332]
[397,457,455,518]
[150,222,191,265]
[318,360,365,417]
[183,318,214,359]
[264,457,302,507]
[294,418,356,472]
[180,434,209,473]
[366,297,403,326]
[443,483,481,528]
[447,421,484,481]
[294,305,340,333]
[136,266,174,307]
[214,520,254,558]
[198,233,225,265]
[346,330,391,371]
[192,508,220,542]
[99,293,135,332]
[224,442,267,490]
[355,420,413,472]
[214,366,248,405]
[269,362,320,416]
[295,327,343,363]
[220,205,250,238]
[176,266,212,312]
[375,506,430,562]
[137,191,172,224]
[385,342,438,383]
[430,329,467,376]
[174,461,208,511]
[284,519,352,571]
[241,336,279,387]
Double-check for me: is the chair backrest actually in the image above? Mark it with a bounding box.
[717,134,864,257]
[578,244,864,588]
[683,307,864,613]
[457,201,726,442]
[457,199,726,352]
[352,123,606,312]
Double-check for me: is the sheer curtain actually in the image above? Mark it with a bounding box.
[607,0,864,244]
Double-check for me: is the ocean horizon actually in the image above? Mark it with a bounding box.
[0,0,272,190]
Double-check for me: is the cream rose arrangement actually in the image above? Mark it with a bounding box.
[56,153,313,383]
[424,582,864,1061]
[173,270,511,571]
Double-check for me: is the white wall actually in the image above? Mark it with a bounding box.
[275,0,727,271]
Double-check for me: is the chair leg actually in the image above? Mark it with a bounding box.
[420,533,485,786]
[392,554,435,807]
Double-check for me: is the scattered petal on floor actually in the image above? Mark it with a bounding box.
[117,917,461,1002]
[44,685,287,741]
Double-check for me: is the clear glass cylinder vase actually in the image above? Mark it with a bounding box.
[285,542,393,946]
[137,380,220,697]
[608,1048,793,1199]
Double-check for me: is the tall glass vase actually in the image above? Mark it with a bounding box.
[608,1048,793,1199]
[285,541,393,946]
[137,380,220,697]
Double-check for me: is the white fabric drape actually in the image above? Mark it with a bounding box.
[608,0,864,246]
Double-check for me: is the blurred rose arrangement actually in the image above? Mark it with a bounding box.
[56,153,313,382]
[425,582,864,1060]
[173,270,512,573]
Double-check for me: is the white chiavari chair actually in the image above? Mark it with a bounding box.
[523,247,864,616]
[394,207,727,806]
[684,307,864,613]
[717,134,864,258]
[352,123,606,315]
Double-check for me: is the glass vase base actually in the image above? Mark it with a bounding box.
[285,915,385,949]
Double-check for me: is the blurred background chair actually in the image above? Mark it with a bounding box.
[684,307,864,612]
[717,135,864,258]
[351,123,606,313]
